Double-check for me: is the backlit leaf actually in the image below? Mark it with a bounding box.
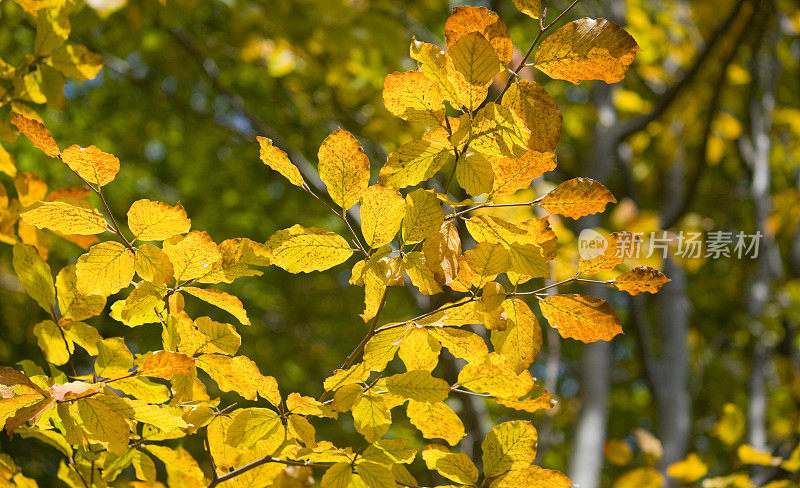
[258,136,304,187]
[402,189,443,244]
[511,0,542,19]
[383,71,445,125]
[406,400,464,446]
[448,32,503,86]
[667,453,708,483]
[402,252,442,295]
[482,420,537,477]
[539,294,623,342]
[47,44,103,81]
[384,370,449,403]
[76,242,135,296]
[96,337,133,378]
[10,112,59,157]
[467,103,530,158]
[60,144,119,186]
[491,299,541,374]
[21,200,108,235]
[162,231,221,281]
[540,177,616,219]
[56,265,106,323]
[445,5,513,65]
[613,266,670,295]
[196,354,280,404]
[77,397,129,455]
[134,244,175,286]
[504,80,562,152]
[352,392,391,443]
[318,129,370,210]
[737,445,781,466]
[535,18,640,84]
[321,462,352,488]
[360,185,405,248]
[422,447,478,485]
[266,224,352,273]
[491,150,556,196]
[612,468,664,488]
[456,152,494,196]
[137,351,194,379]
[12,243,55,313]
[465,241,510,276]
[183,287,250,325]
[379,139,452,189]
[127,199,191,242]
[33,320,69,365]
[355,461,397,488]
[458,353,532,398]
[492,466,573,488]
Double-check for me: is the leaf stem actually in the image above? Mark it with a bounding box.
[207,456,326,488]
[303,183,368,257]
[445,196,545,220]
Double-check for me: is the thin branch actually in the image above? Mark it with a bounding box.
[373,296,478,335]
[302,183,368,257]
[208,457,327,488]
[446,196,545,220]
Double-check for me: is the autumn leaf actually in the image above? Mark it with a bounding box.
[613,467,664,488]
[127,199,191,241]
[605,439,634,466]
[448,32,503,86]
[77,397,130,455]
[491,150,556,196]
[737,444,781,466]
[535,18,640,84]
[504,80,562,152]
[266,224,352,273]
[182,286,250,325]
[10,112,60,157]
[134,244,175,286]
[667,453,708,483]
[511,0,542,19]
[578,231,628,274]
[257,136,304,187]
[95,337,134,378]
[162,231,221,281]
[49,381,102,402]
[56,265,106,322]
[196,354,280,405]
[352,392,391,443]
[384,370,450,403]
[318,129,370,210]
[60,144,120,186]
[613,266,670,294]
[465,241,510,276]
[482,420,538,477]
[466,103,530,158]
[539,294,623,342]
[491,299,542,374]
[382,71,445,125]
[33,320,70,365]
[402,189,443,244]
[359,185,405,248]
[456,152,494,196]
[379,139,452,189]
[445,5,513,65]
[12,243,55,313]
[402,252,442,295]
[540,177,616,219]
[47,44,103,81]
[406,400,464,446]
[21,199,108,235]
[421,447,478,485]
[493,466,573,488]
[76,242,135,296]
[137,351,195,379]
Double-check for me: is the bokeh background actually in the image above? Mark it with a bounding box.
[1,0,799,487]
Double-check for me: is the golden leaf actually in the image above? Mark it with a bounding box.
[384,370,450,403]
[33,320,69,365]
[422,222,461,286]
[445,5,513,65]
[195,354,280,405]
[355,461,396,488]
[511,0,542,19]
[402,252,442,295]
[427,326,488,364]
[398,328,440,372]
[482,420,538,477]
[15,171,48,207]
[12,243,55,313]
[127,199,191,242]
[535,18,640,85]
[491,299,541,374]
[137,351,194,379]
[116,281,167,326]
[448,32,503,86]
[539,294,622,342]
[465,241,510,277]
[737,445,781,466]
[266,224,352,273]
[62,322,102,356]
[422,447,478,485]
[183,286,250,325]
[382,71,445,124]
[352,392,391,443]
[95,337,133,378]
[76,242,135,296]
[47,45,103,81]
[60,144,120,186]
[134,244,175,286]
[318,129,370,210]
[612,468,664,488]
[162,231,221,281]
[605,439,633,466]
[56,265,106,323]
[540,177,616,219]
[406,400,464,446]
[360,185,405,248]
[504,80,562,152]
[667,453,708,483]
[77,397,130,455]
[578,232,629,274]
[10,112,59,158]
[458,353,532,399]
[491,150,556,196]
[493,466,573,488]
[402,189,443,244]
[21,200,108,235]
[257,136,304,187]
[379,139,452,189]
[456,152,494,196]
[466,103,530,158]
[613,266,670,295]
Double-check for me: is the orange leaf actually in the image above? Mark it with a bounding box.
[317,129,370,210]
[540,177,616,219]
[60,145,120,186]
[445,6,513,65]
[257,136,304,187]
[491,150,556,196]
[10,112,59,158]
[613,266,670,295]
[504,80,562,152]
[138,351,195,379]
[539,294,622,343]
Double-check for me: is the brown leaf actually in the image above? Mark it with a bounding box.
[539,294,622,343]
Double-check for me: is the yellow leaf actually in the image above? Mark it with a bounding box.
[465,241,510,276]
[77,397,129,455]
[427,326,488,364]
[458,353,533,399]
[714,403,745,445]
[737,445,781,466]
[482,420,538,477]
[331,384,363,413]
[467,103,530,158]
[257,136,304,187]
[491,150,556,196]
[360,185,405,248]
[504,80,562,152]
[146,445,206,486]
[398,328,440,372]
[667,453,708,483]
[137,351,194,379]
[540,177,617,219]
[511,0,542,19]
[379,139,452,189]
[115,281,167,326]
[134,244,175,286]
[21,200,108,235]
[491,299,541,374]
[406,400,464,446]
[409,40,462,109]
[183,286,250,326]
[95,337,133,378]
[266,224,352,273]
[493,466,572,488]
[195,354,280,405]
[197,237,270,284]
[496,390,555,413]
[445,5,513,65]
[402,252,442,295]
[47,44,103,81]
[456,152,494,196]
[76,242,135,296]
[352,392,391,443]
[225,407,281,448]
[15,171,48,207]
[384,370,449,403]
[33,320,70,365]
[162,231,221,281]
[60,144,119,186]
[127,199,191,241]
[578,231,628,274]
[34,7,70,56]
[535,18,640,85]
[613,266,670,295]
[12,243,55,313]
[321,462,352,488]
[448,32,503,86]
[355,461,396,488]
[422,222,461,286]
[318,129,370,210]
[402,189,444,244]
[613,468,664,488]
[0,143,17,177]
[539,294,622,343]
[56,265,106,323]
[10,112,59,158]
[422,447,478,485]
[382,71,445,125]
[193,316,241,356]
[62,322,102,356]
[604,439,633,466]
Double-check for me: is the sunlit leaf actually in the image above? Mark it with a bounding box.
[445,5,513,65]
[667,453,708,483]
[318,129,370,210]
[10,112,59,157]
[504,80,562,152]
[539,294,622,342]
[258,136,304,187]
[360,185,405,248]
[379,139,452,189]
[60,144,119,186]
[266,224,352,273]
[402,189,443,244]
[76,241,135,296]
[383,71,445,125]
[12,243,55,313]
[406,400,464,446]
[127,199,191,242]
[21,200,108,235]
[137,351,194,379]
[482,420,538,477]
[613,266,670,295]
[540,177,616,219]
